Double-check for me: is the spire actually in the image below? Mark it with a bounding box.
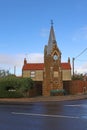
[47,20,57,54]
[48,20,56,44]
[51,20,53,26]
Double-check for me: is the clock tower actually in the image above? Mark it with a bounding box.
[43,22,63,96]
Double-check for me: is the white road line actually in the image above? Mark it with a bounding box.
[12,112,79,119]
[65,104,87,107]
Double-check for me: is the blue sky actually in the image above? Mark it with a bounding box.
[0,0,87,75]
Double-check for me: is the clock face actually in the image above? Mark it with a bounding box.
[53,54,58,60]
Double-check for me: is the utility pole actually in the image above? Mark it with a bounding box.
[14,66,16,75]
[72,57,75,76]
[72,48,87,77]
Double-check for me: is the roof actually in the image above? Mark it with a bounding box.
[61,63,71,70]
[22,63,71,71]
[22,63,44,70]
[47,25,57,54]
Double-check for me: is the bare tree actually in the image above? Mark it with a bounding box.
[0,69,10,77]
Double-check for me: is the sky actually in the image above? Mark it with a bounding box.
[0,0,87,75]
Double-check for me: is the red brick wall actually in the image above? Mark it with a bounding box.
[63,80,87,94]
[29,80,87,97]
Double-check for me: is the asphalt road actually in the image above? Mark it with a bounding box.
[0,100,87,130]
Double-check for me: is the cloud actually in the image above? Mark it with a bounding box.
[0,54,24,76]
[72,25,87,41]
[0,54,24,67]
[26,53,44,63]
[0,53,44,75]
[40,28,49,37]
[1,52,87,75]
[75,62,87,74]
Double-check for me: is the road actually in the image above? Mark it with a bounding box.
[0,100,87,130]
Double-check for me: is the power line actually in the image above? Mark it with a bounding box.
[75,48,87,59]
[76,59,87,62]
[72,48,87,76]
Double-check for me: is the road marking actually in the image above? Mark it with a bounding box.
[12,112,79,119]
[65,104,87,107]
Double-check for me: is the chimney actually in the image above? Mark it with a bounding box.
[24,58,27,65]
[68,57,70,63]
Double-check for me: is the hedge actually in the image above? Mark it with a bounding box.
[0,75,34,98]
[0,90,23,98]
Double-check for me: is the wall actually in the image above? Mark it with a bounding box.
[28,80,87,97]
[62,70,71,81]
[22,70,43,81]
[23,70,71,82]
[63,80,87,94]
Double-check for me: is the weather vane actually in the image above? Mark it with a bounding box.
[51,20,54,26]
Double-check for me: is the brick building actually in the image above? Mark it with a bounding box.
[22,23,71,96]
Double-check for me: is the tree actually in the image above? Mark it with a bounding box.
[72,73,84,80]
[0,69,10,78]
[0,76,34,97]
[19,78,34,97]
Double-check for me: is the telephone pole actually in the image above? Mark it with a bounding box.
[72,58,75,76]
[14,66,16,75]
[72,48,87,76]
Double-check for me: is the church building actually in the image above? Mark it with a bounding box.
[22,23,71,96]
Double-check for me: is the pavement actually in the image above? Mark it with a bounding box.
[0,94,87,104]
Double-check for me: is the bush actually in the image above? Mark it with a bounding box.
[0,76,34,98]
[0,90,23,98]
[50,89,66,96]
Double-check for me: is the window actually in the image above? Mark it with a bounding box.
[30,71,35,78]
[54,71,58,78]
